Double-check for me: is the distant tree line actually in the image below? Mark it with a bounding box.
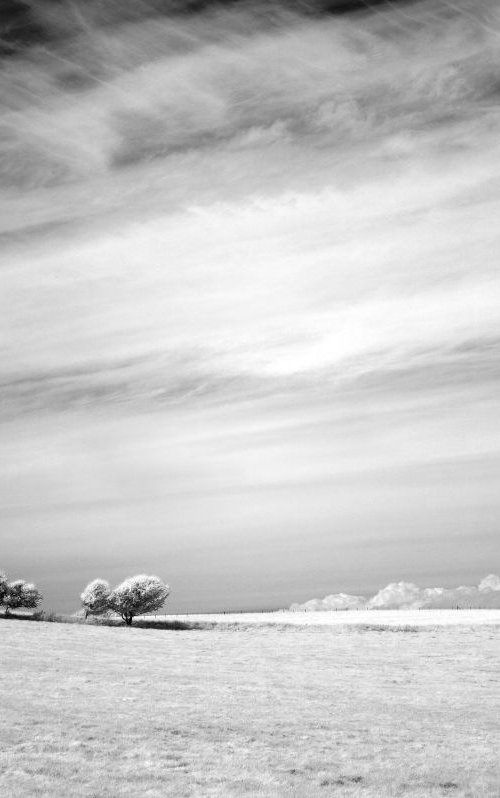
[81,574,170,625]
[0,572,42,615]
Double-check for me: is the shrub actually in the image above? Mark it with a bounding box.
[80,579,112,619]
[32,609,59,622]
[109,574,170,625]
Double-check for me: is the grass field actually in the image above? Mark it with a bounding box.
[1,615,499,797]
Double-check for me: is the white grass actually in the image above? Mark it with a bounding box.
[1,614,500,797]
[158,608,500,628]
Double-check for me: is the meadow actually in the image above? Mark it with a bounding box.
[1,614,499,797]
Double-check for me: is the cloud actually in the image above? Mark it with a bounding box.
[2,168,500,420]
[290,593,366,611]
[478,574,500,591]
[2,0,500,195]
[290,574,500,610]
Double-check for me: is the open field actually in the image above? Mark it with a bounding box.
[161,609,500,629]
[1,615,499,798]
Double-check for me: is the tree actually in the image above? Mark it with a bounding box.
[80,579,111,619]
[0,572,8,607]
[4,579,43,614]
[109,574,170,625]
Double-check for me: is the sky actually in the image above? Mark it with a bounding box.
[1,0,499,613]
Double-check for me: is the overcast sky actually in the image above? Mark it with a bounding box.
[1,0,499,612]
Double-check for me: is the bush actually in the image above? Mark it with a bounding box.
[33,609,59,622]
[109,574,170,625]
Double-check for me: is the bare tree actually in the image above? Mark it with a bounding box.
[109,574,170,625]
[80,578,112,620]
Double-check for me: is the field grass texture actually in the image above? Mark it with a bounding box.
[1,618,499,797]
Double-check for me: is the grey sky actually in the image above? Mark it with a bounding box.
[1,0,499,612]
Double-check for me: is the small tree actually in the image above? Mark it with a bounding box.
[0,572,8,607]
[109,574,170,625]
[80,579,111,619]
[5,580,43,615]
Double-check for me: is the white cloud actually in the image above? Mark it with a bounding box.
[479,574,500,592]
[290,593,366,612]
[290,574,500,611]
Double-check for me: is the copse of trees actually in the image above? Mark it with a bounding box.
[1,569,170,625]
[81,574,170,625]
[0,572,43,615]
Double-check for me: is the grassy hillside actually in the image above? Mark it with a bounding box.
[1,619,499,797]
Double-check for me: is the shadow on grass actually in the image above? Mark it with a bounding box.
[133,619,205,630]
[0,610,203,630]
[0,611,42,622]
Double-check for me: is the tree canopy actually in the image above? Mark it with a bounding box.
[109,574,170,625]
[80,579,112,618]
[0,572,8,605]
[4,579,43,613]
